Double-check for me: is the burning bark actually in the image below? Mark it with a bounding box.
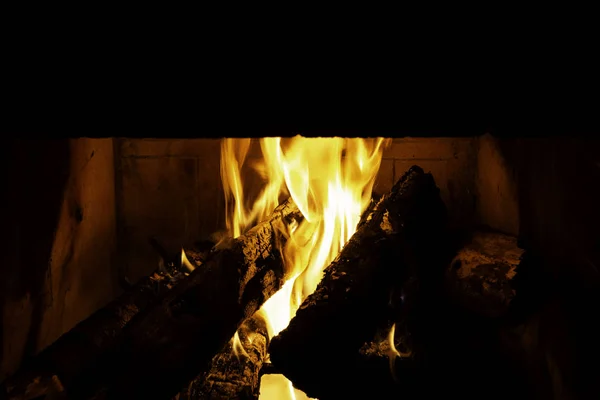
[268,166,447,398]
[0,258,189,400]
[70,199,303,400]
[176,311,269,400]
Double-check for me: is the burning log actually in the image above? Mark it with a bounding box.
[176,311,269,400]
[0,258,189,400]
[71,199,303,400]
[268,166,447,398]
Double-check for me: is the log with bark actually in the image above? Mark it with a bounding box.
[273,230,527,400]
[70,199,303,400]
[330,233,529,400]
[176,311,269,400]
[177,245,271,399]
[0,252,189,400]
[268,165,448,399]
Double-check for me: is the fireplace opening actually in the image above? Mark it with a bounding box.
[1,135,599,399]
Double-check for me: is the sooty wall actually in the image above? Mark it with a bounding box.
[0,139,118,381]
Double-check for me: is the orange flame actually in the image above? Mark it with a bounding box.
[220,136,390,399]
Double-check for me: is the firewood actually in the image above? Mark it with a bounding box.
[176,311,269,400]
[71,199,303,400]
[0,260,189,400]
[268,166,447,398]
[265,231,526,400]
[445,231,523,318]
[335,233,528,400]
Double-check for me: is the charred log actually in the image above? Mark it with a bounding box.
[72,199,303,400]
[176,312,269,400]
[445,231,523,318]
[267,230,527,400]
[269,166,447,399]
[335,235,529,400]
[0,259,189,400]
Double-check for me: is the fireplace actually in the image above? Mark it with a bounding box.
[1,135,599,399]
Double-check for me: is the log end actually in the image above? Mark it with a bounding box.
[445,231,524,318]
[178,313,269,400]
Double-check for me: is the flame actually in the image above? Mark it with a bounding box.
[180,248,196,272]
[387,322,411,381]
[220,136,390,399]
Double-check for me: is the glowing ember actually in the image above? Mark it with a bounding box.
[220,136,390,399]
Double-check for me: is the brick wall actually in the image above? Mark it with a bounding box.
[376,138,478,229]
[116,139,223,282]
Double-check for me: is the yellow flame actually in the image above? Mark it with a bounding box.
[180,248,196,272]
[387,322,411,381]
[387,323,400,382]
[388,322,411,359]
[220,136,390,399]
[388,323,401,358]
[232,330,249,359]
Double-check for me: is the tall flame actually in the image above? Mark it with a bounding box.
[220,136,390,399]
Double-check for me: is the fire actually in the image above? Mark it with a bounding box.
[180,248,196,272]
[220,136,390,399]
[387,322,411,381]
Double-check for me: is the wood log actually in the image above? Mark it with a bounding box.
[327,234,529,400]
[181,246,269,399]
[0,259,189,400]
[176,311,269,400]
[72,199,303,400]
[268,165,447,398]
[445,231,523,318]
[265,231,527,400]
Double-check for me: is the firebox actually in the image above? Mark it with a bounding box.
[1,135,599,400]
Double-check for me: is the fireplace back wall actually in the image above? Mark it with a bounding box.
[115,138,479,283]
